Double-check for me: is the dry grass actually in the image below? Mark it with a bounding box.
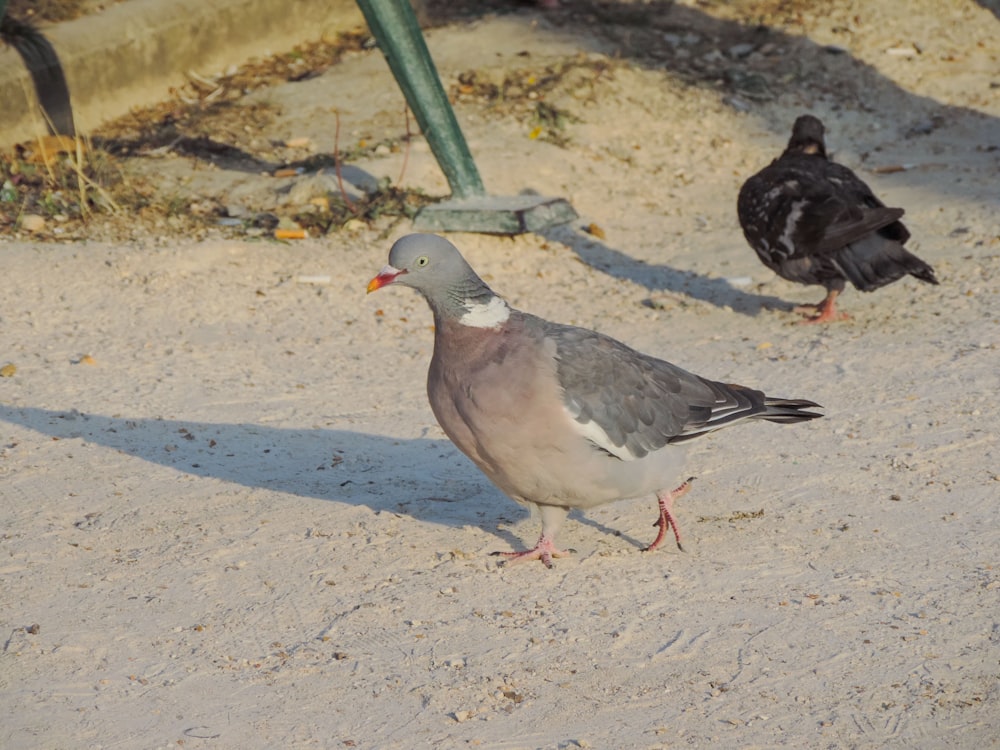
[0,30,439,241]
[450,55,615,146]
[0,135,151,236]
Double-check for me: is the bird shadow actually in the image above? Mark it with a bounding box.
[540,222,794,316]
[570,509,651,552]
[0,405,530,548]
[1,405,679,554]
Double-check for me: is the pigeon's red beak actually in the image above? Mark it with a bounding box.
[367,265,405,294]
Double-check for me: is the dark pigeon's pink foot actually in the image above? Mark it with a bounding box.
[794,291,849,324]
[493,534,573,569]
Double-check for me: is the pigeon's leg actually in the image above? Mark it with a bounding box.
[644,478,694,552]
[494,505,572,569]
[794,289,849,324]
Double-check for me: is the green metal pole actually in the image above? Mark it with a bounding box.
[356,0,485,200]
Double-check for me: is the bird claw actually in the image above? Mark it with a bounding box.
[493,536,573,568]
[644,478,694,552]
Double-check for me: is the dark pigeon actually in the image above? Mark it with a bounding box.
[737,114,938,323]
[368,234,822,567]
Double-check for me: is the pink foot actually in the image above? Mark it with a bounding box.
[493,534,573,569]
[644,478,694,552]
[795,305,850,324]
[794,291,848,324]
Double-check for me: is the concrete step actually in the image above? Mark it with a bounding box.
[1,0,363,147]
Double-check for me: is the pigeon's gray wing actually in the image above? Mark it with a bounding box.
[546,321,811,460]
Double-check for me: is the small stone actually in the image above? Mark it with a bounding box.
[21,214,45,233]
[728,43,755,58]
[286,174,341,205]
[725,96,752,112]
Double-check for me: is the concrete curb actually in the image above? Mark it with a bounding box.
[1,0,364,148]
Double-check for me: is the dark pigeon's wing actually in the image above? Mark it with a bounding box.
[818,161,911,249]
[739,155,907,264]
[737,160,820,268]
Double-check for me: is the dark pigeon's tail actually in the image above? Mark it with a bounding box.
[833,234,939,293]
[759,398,824,424]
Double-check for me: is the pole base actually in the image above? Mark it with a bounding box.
[413,194,578,235]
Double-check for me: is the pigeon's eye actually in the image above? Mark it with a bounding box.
[415,256,430,268]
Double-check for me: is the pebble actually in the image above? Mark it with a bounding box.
[725,96,752,112]
[287,174,342,205]
[728,43,755,59]
[21,214,46,233]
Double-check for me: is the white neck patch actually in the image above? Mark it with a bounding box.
[459,296,511,328]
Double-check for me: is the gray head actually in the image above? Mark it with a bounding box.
[367,233,499,320]
[786,114,827,158]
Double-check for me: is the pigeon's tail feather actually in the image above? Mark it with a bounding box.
[758,398,824,424]
[898,253,939,286]
[669,392,823,444]
[833,234,938,292]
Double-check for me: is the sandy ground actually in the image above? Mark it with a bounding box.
[2,1,999,747]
